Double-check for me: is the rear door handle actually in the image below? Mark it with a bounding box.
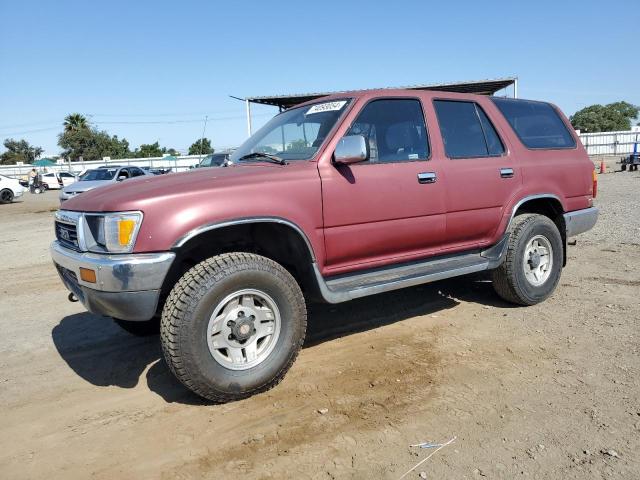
[500,167,514,178]
[417,172,437,184]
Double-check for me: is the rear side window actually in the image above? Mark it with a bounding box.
[434,100,505,159]
[491,98,576,149]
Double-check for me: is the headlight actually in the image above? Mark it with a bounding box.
[84,211,143,253]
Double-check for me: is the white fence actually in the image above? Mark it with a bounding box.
[578,129,640,156]
[0,154,215,178]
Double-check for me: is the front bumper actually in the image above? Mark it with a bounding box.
[51,241,175,321]
[564,207,599,237]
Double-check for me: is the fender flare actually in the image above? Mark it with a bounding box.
[171,216,317,262]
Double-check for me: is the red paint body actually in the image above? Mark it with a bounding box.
[63,89,594,277]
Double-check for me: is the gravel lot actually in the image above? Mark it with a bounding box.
[0,172,639,479]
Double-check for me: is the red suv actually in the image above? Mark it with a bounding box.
[51,89,598,401]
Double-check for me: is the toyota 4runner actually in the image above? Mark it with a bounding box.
[51,89,598,402]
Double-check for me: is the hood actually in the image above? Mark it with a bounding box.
[64,180,113,193]
[61,163,297,212]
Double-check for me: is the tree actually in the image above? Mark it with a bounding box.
[287,139,308,151]
[570,101,639,133]
[133,142,164,158]
[63,113,89,133]
[58,128,130,161]
[0,139,43,165]
[165,148,180,156]
[188,138,214,155]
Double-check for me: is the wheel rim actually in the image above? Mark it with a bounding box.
[523,235,553,286]
[207,289,281,371]
[0,190,11,202]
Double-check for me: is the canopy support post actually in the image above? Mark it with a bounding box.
[245,100,252,137]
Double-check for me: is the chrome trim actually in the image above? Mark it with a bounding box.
[417,172,437,184]
[500,167,514,178]
[334,135,367,164]
[172,216,316,261]
[564,207,598,237]
[51,241,175,292]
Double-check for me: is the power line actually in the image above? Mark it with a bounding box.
[0,112,274,134]
[0,126,60,137]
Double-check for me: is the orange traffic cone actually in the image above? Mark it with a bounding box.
[600,159,606,174]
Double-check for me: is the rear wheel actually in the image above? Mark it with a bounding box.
[160,253,306,402]
[491,213,563,305]
[0,189,14,204]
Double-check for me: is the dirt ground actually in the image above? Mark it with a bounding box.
[1,173,639,480]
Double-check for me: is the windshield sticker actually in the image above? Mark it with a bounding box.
[306,100,347,115]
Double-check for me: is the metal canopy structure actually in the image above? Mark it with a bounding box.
[236,77,518,136]
[247,77,517,109]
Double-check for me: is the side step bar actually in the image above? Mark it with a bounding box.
[314,235,509,304]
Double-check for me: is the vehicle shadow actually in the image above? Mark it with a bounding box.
[52,275,514,405]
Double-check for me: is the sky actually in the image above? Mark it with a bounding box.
[1,0,638,156]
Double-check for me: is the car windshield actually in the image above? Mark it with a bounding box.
[80,169,117,181]
[230,99,351,162]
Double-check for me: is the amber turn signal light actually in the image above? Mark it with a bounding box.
[79,267,97,283]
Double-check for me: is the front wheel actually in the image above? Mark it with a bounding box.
[0,189,14,204]
[491,213,563,305]
[160,253,307,402]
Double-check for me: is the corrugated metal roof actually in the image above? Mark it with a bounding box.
[245,77,517,109]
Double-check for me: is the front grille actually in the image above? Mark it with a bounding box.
[55,221,79,251]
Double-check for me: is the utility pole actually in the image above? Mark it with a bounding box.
[199,115,209,162]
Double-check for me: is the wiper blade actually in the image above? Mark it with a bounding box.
[236,152,287,165]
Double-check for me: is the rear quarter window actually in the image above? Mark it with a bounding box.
[491,98,576,149]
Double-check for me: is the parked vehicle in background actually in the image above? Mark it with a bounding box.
[197,153,231,168]
[59,171,78,186]
[51,89,598,402]
[59,165,151,202]
[141,166,172,175]
[40,171,78,190]
[0,174,26,203]
[620,142,639,171]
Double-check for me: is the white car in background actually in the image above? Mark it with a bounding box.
[0,174,26,204]
[40,171,78,190]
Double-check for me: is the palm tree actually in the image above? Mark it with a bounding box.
[63,113,88,132]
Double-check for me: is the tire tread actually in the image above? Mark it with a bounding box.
[160,252,306,403]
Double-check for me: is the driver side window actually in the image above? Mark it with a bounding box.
[346,99,430,163]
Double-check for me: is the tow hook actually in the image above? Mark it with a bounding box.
[68,292,79,303]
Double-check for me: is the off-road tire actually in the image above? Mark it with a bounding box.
[0,189,14,204]
[113,318,160,336]
[491,213,563,306]
[160,253,307,402]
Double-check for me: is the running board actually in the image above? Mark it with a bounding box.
[314,235,508,304]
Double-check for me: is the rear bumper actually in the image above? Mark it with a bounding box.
[50,241,175,321]
[564,207,598,237]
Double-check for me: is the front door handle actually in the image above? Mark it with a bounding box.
[417,172,437,184]
[500,167,514,178]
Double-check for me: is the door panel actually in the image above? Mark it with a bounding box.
[321,162,446,269]
[443,158,519,245]
[432,99,521,247]
[319,98,446,273]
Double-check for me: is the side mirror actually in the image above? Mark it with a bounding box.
[334,135,368,165]
[117,175,127,181]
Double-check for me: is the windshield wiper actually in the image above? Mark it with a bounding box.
[236,152,288,165]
